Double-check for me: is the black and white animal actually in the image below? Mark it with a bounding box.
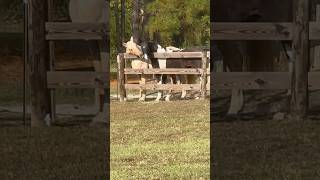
[123,37,206,101]
[212,0,296,115]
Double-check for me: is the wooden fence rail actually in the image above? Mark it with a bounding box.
[212,22,320,40]
[46,22,109,40]
[47,71,108,89]
[118,52,210,102]
[211,0,315,120]
[43,0,109,123]
[212,72,320,90]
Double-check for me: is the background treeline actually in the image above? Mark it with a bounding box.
[110,0,210,69]
[0,0,210,69]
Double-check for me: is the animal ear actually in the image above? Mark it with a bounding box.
[130,36,133,41]
[122,43,127,47]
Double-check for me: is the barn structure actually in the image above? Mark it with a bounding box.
[211,0,320,120]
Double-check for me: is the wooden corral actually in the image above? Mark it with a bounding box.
[211,0,320,120]
[27,0,109,126]
[117,52,210,102]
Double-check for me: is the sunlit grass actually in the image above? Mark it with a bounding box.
[111,100,210,179]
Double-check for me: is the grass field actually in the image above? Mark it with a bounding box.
[0,125,108,179]
[110,100,210,179]
[212,118,320,180]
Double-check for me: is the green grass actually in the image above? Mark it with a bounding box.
[111,100,210,179]
[212,119,320,180]
[0,82,96,106]
[0,126,108,179]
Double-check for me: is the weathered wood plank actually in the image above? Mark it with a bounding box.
[123,52,204,59]
[291,0,309,120]
[48,0,56,123]
[28,0,51,127]
[46,22,109,40]
[200,51,209,98]
[308,72,320,89]
[212,72,291,89]
[47,72,109,88]
[125,84,202,91]
[311,6,320,71]
[124,68,203,75]
[309,22,320,40]
[210,22,320,41]
[211,22,292,40]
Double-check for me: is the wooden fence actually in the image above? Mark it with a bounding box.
[211,0,319,120]
[27,0,109,125]
[45,6,109,122]
[117,52,210,102]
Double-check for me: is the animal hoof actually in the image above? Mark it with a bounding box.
[273,112,286,121]
[138,98,145,102]
[165,97,171,101]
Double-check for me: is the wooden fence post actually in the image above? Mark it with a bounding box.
[118,54,126,102]
[291,0,309,120]
[28,0,51,127]
[201,51,208,99]
[312,5,320,71]
[48,0,56,123]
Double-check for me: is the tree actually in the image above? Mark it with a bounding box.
[146,0,210,47]
[132,0,143,44]
[108,0,210,68]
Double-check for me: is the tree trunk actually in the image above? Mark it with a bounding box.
[132,0,142,44]
[121,0,126,48]
[115,0,121,53]
[28,0,51,127]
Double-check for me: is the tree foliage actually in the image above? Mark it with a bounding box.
[146,0,210,47]
[109,0,209,67]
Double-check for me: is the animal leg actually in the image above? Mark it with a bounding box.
[165,75,174,101]
[177,75,187,99]
[139,76,146,102]
[226,66,244,115]
[155,75,163,102]
[228,89,244,115]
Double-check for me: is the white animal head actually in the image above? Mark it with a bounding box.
[69,0,107,23]
[157,44,166,53]
[123,37,143,58]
